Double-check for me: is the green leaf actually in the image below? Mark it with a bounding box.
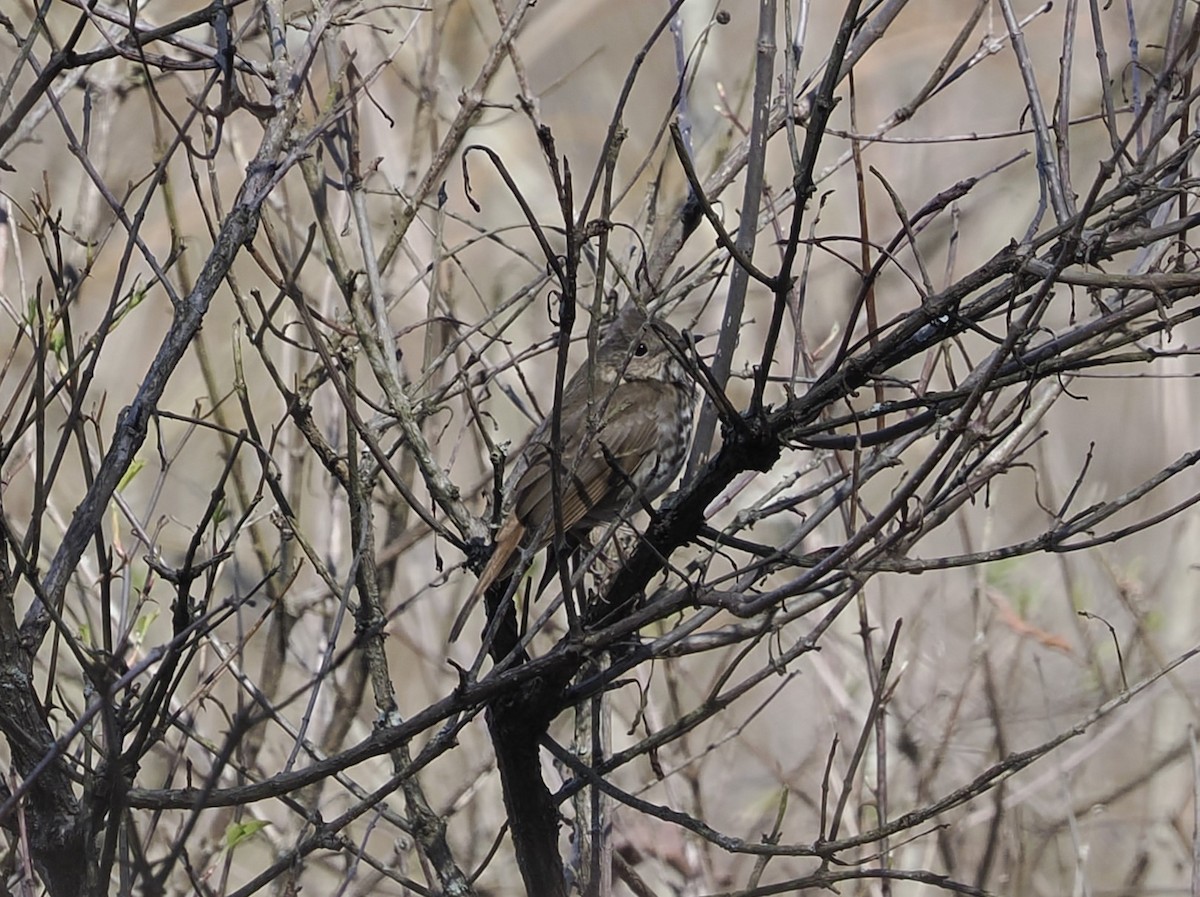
[132,609,159,646]
[117,460,145,493]
[224,819,269,851]
[48,326,65,357]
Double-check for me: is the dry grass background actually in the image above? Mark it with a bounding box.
[2,0,1199,895]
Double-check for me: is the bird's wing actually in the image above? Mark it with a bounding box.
[512,385,662,549]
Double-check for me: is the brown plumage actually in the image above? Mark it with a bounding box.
[451,305,694,640]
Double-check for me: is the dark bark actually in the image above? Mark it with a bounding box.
[0,531,89,897]
[486,685,569,897]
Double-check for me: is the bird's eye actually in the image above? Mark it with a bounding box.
[634,342,649,357]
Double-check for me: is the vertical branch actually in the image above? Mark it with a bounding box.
[827,618,901,842]
[1190,726,1200,897]
[1146,0,1189,170]
[488,684,571,897]
[996,0,1070,232]
[757,0,863,407]
[1054,0,1079,217]
[846,71,883,425]
[572,654,612,897]
[1087,0,1125,165]
[0,497,87,897]
[669,0,695,163]
[1124,0,1144,157]
[685,0,776,477]
[345,447,472,895]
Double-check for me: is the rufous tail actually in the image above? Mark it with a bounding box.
[449,516,525,641]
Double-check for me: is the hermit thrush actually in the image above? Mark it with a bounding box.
[451,304,695,640]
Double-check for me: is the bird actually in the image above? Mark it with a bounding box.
[451,304,695,641]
